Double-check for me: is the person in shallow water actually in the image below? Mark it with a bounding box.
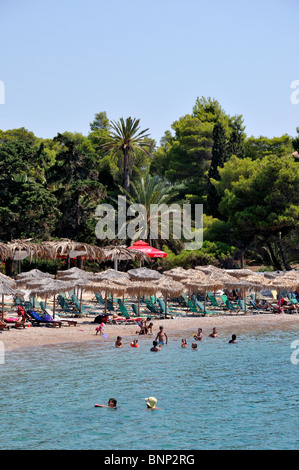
[156,325,168,345]
[145,397,161,410]
[95,398,117,408]
[229,334,237,343]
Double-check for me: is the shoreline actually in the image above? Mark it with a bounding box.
[1,312,298,352]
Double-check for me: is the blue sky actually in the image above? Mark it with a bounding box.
[0,0,298,144]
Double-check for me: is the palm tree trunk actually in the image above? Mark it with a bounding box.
[123,148,130,193]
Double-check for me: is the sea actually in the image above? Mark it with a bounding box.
[0,326,298,451]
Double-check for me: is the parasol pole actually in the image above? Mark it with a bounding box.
[1,294,4,320]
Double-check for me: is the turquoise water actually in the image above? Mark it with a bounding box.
[0,327,298,450]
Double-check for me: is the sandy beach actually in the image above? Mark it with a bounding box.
[1,311,298,352]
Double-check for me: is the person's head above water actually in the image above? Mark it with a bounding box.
[145,397,157,409]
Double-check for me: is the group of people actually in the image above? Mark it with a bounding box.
[113,325,237,350]
[95,396,161,410]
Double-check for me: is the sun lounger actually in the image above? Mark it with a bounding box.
[27,310,62,327]
[206,291,219,307]
[195,300,217,315]
[188,299,198,313]
[117,300,139,323]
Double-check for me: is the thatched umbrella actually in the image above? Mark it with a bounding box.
[94,269,129,281]
[195,265,224,275]
[83,280,127,315]
[182,277,224,312]
[125,280,159,315]
[163,267,206,281]
[269,278,297,307]
[43,240,106,267]
[103,245,150,270]
[56,267,94,279]
[127,267,164,281]
[29,279,74,317]
[155,278,184,316]
[0,281,17,319]
[0,273,15,285]
[16,269,54,280]
[225,268,254,278]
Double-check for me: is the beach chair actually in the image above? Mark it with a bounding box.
[27,310,62,327]
[117,300,138,323]
[144,299,164,317]
[225,300,241,314]
[157,298,166,314]
[206,291,219,307]
[95,293,105,306]
[187,299,198,313]
[24,300,34,311]
[57,295,75,315]
[13,296,24,307]
[40,303,78,326]
[195,300,217,315]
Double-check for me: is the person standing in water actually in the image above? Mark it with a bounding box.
[156,325,168,346]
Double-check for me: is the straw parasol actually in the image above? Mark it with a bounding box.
[225,268,254,278]
[269,277,298,307]
[43,240,106,263]
[56,267,94,279]
[16,269,54,280]
[83,280,127,315]
[94,269,129,281]
[103,245,150,270]
[182,277,224,312]
[195,265,224,275]
[0,281,17,320]
[163,267,206,281]
[29,279,74,317]
[155,278,184,316]
[125,280,159,315]
[127,267,164,281]
[0,273,16,286]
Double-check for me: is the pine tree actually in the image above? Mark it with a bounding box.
[206,122,228,216]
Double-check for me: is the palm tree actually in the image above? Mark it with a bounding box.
[100,117,151,193]
[118,174,183,250]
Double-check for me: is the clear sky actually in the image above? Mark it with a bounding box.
[0,0,298,144]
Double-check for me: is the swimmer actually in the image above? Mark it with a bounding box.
[156,325,168,346]
[130,339,139,348]
[150,340,161,352]
[194,328,203,340]
[145,397,161,410]
[209,327,218,338]
[95,398,117,408]
[181,339,187,348]
[229,334,237,344]
[115,336,123,348]
[191,342,198,350]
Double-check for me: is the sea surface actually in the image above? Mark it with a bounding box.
[0,327,298,450]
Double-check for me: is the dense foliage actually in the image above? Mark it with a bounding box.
[0,98,298,270]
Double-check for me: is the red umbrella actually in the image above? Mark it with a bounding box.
[127,241,167,258]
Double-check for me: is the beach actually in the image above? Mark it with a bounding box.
[2,312,298,351]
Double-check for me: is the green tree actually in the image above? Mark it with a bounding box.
[100,117,152,193]
[0,139,59,241]
[48,132,106,241]
[150,97,243,205]
[117,174,182,250]
[206,122,228,216]
[215,155,299,270]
